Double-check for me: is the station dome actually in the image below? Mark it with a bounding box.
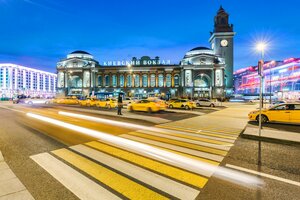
[185,46,214,58]
[67,50,93,59]
[70,50,91,55]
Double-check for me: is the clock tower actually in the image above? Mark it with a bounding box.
[209,6,235,92]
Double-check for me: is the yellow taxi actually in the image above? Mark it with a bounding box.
[96,98,117,109]
[52,98,65,104]
[79,98,100,107]
[147,98,167,111]
[61,97,79,105]
[168,99,196,110]
[128,99,162,113]
[248,103,300,124]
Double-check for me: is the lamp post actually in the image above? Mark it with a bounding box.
[256,42,267,166]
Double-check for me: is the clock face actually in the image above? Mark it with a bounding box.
[211,42,215,50]
[221,39,228,47]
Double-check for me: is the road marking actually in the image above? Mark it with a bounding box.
[71,144,200,200]
[0,105,26,114]
[156,124,241,135]
[156,125,238,140]
[126,132,227,156]
[120,134,224,162]
[30,152,121,200]
[138,129,235,145]
[86,141,209,188]
[226,164,300,187]
[137,130,231,151]
[52,148,168,200]
[120,134,220,165]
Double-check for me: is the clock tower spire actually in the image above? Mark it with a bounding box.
[209,6,235,93]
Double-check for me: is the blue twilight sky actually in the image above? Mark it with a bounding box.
[0,0,299,73]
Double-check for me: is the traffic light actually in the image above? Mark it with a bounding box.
[258,60,264,76]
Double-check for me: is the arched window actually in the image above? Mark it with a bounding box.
[112,75,117,87]
[105,75,110,87]
[142,74,148,87]
[97,76,102,87]
[174,74,179,87]
[150,74,156,87]
[127,74,132,87]
[134,75,140,87]
[119,75,124,87]
[194,75,210,88]
[166,74,171,87]
[158,74,164,87]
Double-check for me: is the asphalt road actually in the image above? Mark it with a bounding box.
[1,102,298,200]
[199,134,300,200]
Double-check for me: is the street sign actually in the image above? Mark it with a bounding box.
[258,60,264,76]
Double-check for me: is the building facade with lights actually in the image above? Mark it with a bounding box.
[56,7,235,99]
[234,58,300,100]
[0,64,57,98]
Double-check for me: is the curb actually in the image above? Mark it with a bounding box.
[241,133,300,146]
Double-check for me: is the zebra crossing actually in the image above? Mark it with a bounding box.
[31,121,242,200]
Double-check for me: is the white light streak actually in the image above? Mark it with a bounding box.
[27,112,264,188]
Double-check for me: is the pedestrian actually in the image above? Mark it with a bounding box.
[117,94,123,115]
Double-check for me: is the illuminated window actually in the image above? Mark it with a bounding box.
[166,74,171,87]
[112,75,117,87]
[174,74,179,87]
[105,75,110,87]
[134,75,140,87]
[150,74,156,87]
[119,75,124,87]
[127,74,132,87]
[158,74,164,87]
[142,74,148,87]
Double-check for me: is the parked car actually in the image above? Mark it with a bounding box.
[13,96,51,105]
[195,99,219,107]
[54,97,79,105]
[248,103,300,123]
[166,98,179,105]
[96,98,117,109]
[80,98,100,107]
[249,98,269,103]
[127,99,162,113]
[147,98,167,111]
[168,99,196,110]
[123,97,137,106]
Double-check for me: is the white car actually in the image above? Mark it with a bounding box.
[122,97,138,106]
[23,98,52,105]
[249,98,269,103]
[195,99,219,107]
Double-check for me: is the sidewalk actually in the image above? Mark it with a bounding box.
[0,151,34,199]
[242,126,300,144]
[160,104,257,130]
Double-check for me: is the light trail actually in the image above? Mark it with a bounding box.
[27,112,264,188]
[58,111,233,146]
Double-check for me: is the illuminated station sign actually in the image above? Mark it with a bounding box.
[102,59,172,66]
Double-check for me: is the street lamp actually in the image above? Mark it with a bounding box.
[256,42,267,166]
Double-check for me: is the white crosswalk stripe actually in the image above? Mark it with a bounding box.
[30,153,121,200]
[31,118,242,200]
[71,144,200,200]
